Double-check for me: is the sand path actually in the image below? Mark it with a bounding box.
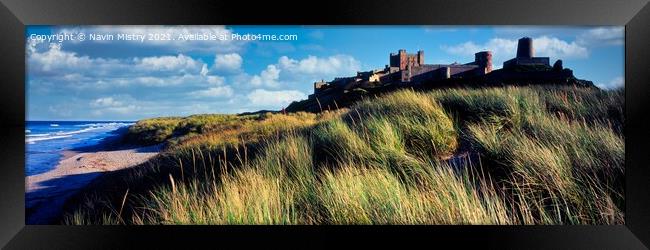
[25,144,162,224]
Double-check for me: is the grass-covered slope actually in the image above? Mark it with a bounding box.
[64,85,624,225]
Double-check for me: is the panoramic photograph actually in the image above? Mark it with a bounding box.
[25,25,624,225]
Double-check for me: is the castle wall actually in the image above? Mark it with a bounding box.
[448,65,480,76]
[407,64,479,83]
[503,57,550,69]
[406,67,452,83]
[400,64,439,83]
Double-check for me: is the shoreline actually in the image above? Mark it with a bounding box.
[57,126,135,162]
[25,129,162,224]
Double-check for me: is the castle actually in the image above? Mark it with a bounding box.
[312,37,557,96]
[313,48,493,95]
[293,37,589,112]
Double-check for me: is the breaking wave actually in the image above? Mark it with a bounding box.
[25,122,133,144]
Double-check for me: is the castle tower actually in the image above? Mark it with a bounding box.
[417,50,424,66]
[503,37,549,69]
[474,51,493,73]
[314,80,327,94]
[390,49,423,71]
[389,49,406,69]
[399,49,408,70]
[516,37,534,58]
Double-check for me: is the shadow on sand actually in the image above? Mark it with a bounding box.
[26,172,103,224]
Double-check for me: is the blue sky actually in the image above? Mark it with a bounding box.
[26,26,624,121]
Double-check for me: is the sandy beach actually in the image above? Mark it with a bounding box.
[25,143,162,224]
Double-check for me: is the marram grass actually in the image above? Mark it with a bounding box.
[64,85,624,225]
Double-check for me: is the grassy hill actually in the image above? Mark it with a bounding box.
[63,85,624,225]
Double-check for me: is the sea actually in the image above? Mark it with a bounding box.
[25,121,133,176]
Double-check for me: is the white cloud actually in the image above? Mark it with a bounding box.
[29,43,210,78]
[577,27,624,47]
[277,54,361,75]
[61,73,88,81]
[440,38,516,67]
[136,54,204,73]
[28,42,227,91]
[238,54,360,90]
[89,96,139,115]
[206,75,225,85]
[213,53,243,71]
[250,65,281,87]
[104,105,138,114]
[441,38,516,59]
[132,74,217,87]
[533,36,588,59]
[133,76,166,86]
[29,43,96,73]
[91,97,123,107]
[441,36,588,68]
[26,37,43,54]
[490,26,624,47]
[247,89,306,108]
[597,76,624,89]
[191,86,234,98]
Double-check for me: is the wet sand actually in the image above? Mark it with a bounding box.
[25,143,162,224]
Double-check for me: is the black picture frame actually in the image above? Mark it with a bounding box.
[1,0,649,248]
